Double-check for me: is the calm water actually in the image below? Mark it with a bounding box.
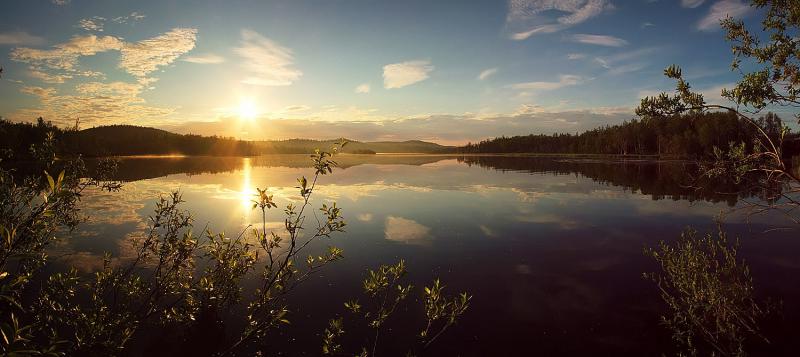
[51,155,800,355]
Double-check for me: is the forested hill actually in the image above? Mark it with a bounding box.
[0,120,453,158]
[61,125,258,156]
[459,111,796,158]
[64,126,453,156]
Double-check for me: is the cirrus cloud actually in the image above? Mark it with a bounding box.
[510,24,562,40]
[571,34,628,47]
[235,29,302,86]
[697,0,751,31]
[182,53,225,64]
[478,67,498,80]
[507,0,613,40]
[510,74,583,91]
[682,0,706,8]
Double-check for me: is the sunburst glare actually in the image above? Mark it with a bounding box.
[238,99,258,122]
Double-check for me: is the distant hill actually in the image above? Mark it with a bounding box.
[255,138,453,154]
[2,122,449,157]
[1,121,453,157]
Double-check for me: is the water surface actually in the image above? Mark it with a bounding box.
[54,155,800,355]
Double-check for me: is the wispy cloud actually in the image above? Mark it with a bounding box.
[478,67,498,80]
[697,0,751,31]
[507,0,613,40]
[20,86,56,98]
[77,17,105,32]
[510,24,561,40]
[282,105,311,113]
[510,74,582,91]
[355,83,371,93]
[51,0,69,5]
[28,69,71,83]
[567,53,586,60]
[571,34,628,47]
[119,28,197,82]
[607,63,646,75]
[0,31,45,45]
[681,0,705,8]
[76,12,145,33]
[593,47,658,75]
[383,60,433,89]
[599,47,659,63]
[182,53,225,64]
[112,12,146,24]
[235,29,302,86]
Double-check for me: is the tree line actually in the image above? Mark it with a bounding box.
[4,111,795,159]
[458,111,794,158]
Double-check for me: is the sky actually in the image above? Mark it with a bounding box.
[0,0,779,144]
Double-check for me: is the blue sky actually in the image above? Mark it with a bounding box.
[0,0,776,144]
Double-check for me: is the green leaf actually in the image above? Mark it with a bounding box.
[46,172,55,190]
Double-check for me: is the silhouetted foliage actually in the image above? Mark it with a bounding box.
[639,1,800,355]
[644,226,772,356]
[0,117,61,161]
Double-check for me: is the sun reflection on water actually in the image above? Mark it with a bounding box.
[240,158,254,223]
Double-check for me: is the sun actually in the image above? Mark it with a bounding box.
[238,99,259,121]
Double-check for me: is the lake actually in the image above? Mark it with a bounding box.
[50,154,800,356]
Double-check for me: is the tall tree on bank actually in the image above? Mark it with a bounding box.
[637,0,800,195]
